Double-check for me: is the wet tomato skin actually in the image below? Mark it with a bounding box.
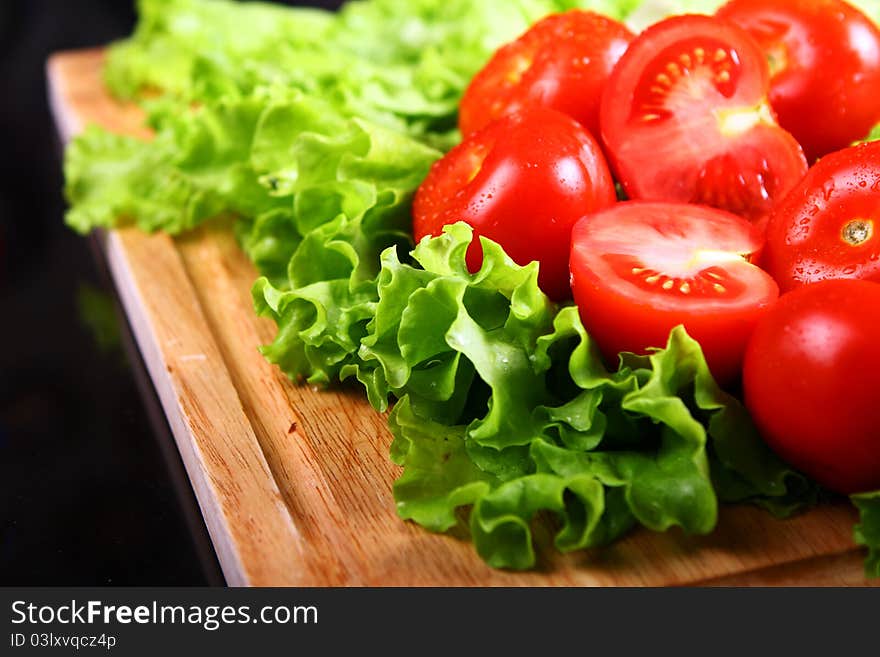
[599,14,807,223]
[458,10,634,139]
[414,107,616,301]
[743,279,880,494]
[569,201,778,384]
[717,0,880,162]
[762,141,880,293]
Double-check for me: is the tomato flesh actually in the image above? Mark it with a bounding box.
[743,279,880,494]
[458,10,633,139]
[763,141,880,292]
[717,0,880,161]
[570,201,778,384]
[600,15,807,223]
[414,107,616,301]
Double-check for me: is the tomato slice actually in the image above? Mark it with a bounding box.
[458,10,633,139]
[414,107,616,301]
[763,141,880,292]
[599,15,807,222]
[717,0,880,162]
[570,201,779,384]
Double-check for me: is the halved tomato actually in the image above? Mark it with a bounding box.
[570,201,779,384]
[599,14,807,222]
[459,10,634,139]
[414,107,616,301]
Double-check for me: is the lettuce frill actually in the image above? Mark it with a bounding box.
[333,223,813,568]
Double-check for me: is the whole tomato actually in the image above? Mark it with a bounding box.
[762,141,880,292]
[717,0,880,161]
[458,10,633,140]
[743,279,880,494]
[413,107,616,301]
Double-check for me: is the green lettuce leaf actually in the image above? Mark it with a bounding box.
[65,93,284,236]
[852,491,880,578]
[70,0,615,239]
[863,124,880,144]
[64,126,202,234]
[102,0,628,145]
[250,103,441,384]
[362,223,814,569]
[104,0,334,100]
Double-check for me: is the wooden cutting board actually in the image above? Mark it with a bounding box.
[47,48,877,587]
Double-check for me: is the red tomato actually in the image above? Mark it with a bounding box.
[569,201,778,384]
[717,0,880,162]
[599,14,807,222]
[762,141,880,292]
[458,10,633,139]
[413,107,616,301]
[743,279,880,494]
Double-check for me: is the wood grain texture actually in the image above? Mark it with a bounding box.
[47,48,877,587]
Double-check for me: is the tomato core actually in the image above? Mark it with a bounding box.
[715,101,774,137]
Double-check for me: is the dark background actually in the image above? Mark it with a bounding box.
[0,0,340,586]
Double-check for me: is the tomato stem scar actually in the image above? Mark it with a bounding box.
[841,219,873,246]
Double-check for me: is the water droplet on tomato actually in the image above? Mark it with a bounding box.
[822,180,836,201]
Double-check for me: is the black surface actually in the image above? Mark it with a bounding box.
[0,0,224,586]
[0,0,343,586]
